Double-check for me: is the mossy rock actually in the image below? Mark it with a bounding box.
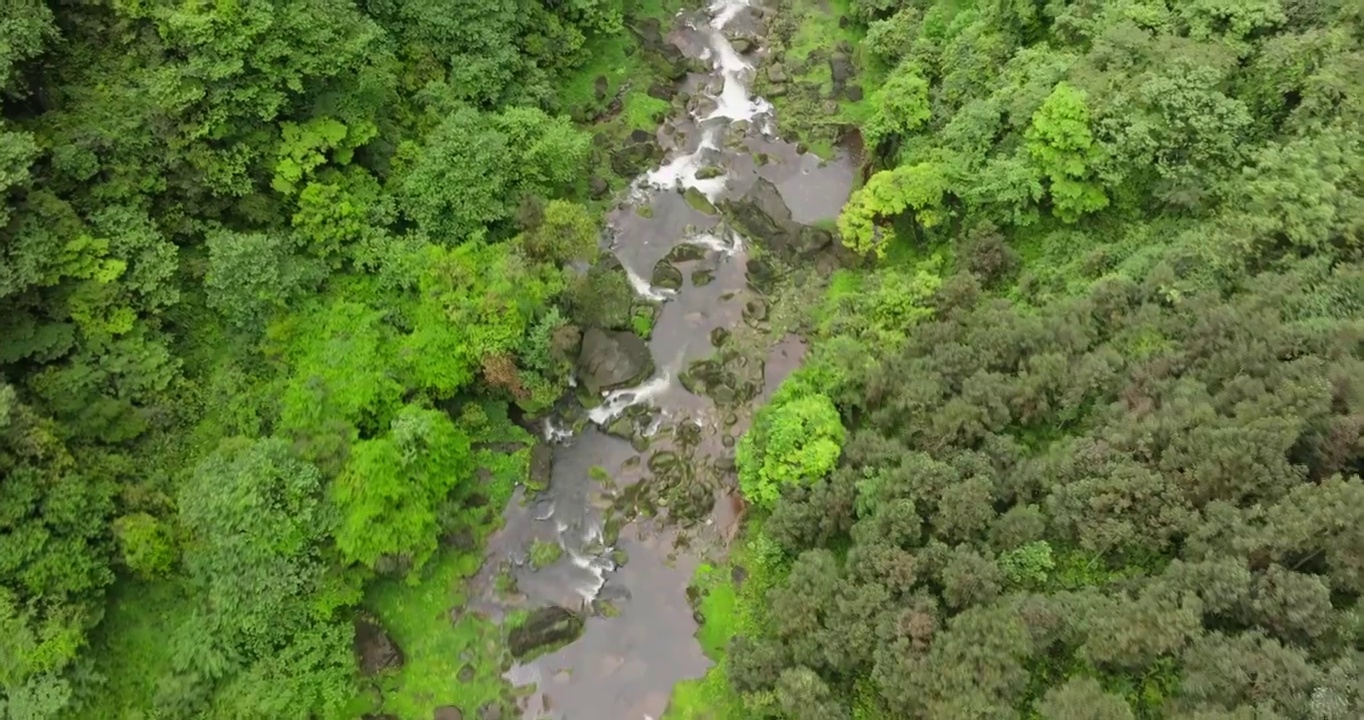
[683,186,718,214]
[695,166,724,180]
[651,260,684,291]
[665,243,709,264]
[691,268,715,286]
[710,327,730,347]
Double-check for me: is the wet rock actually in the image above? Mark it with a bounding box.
[651,260,684,291]
[588,175,609,200]
[648,451,680,473]
[766,63,788,83]
[743,297,770,324]
[629,129,652,143]
[669,481,715,522]
[605,415,634,441]
[354,616,404,675]
[577,328,653,394]
[731,37,754,53]
[647,82,674,101]
[434,709,463,720]
[710,327,730,347]
[611,140,658,177]
[845,84,864,102]
[691,268,715,286]
[723,177,799,249]
[508,606,585,659]
[529,443,553,489]
[666,243,709,264]
[683,186,718,215]
[594,75,609,101]
[694,165,724,180]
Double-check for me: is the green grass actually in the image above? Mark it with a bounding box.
[623,89,672,130]
[367,548,511,719]
[767,0,886,158]
[663,520,786,720]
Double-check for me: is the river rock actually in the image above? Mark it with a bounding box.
[722,177,804,255]
[434,707,463,720]
[651,260,684,290]
[529,442,553,488]
[766,63,788,83]
[589,175,609,200]
[829,53,854,94]
[647,82,674,101]
[695,165,724,180]
[683,186,718,214]
[354,615,404,675]
[508,606,585,659]
[691,268,715,286]
[665,243,709,263]
[577,328,653,394]
[710,327,730,347]
[731,37,753,53]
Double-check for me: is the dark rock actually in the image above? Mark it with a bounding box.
[529,443,553,489]
[731,37,754,54]
[594,75,609,102]
[747,257,780,290]
[710,327,730,347]
[629,129,652,143]
[731,564,749,586]
[651,260,684,291]
[722,177,806,258]
[589,175,610,200]
[354,616,404,676]
[691,268,715,286]
[647,82,674,101]
[508,606,585,659]
[743,297,770,323]
[577,328,654,394]
[845,84,864,102]
[611,141,657,177]
[665,243,709,263]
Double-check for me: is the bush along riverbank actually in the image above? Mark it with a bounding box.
[667,0,1364,719]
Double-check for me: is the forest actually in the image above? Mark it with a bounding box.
[698,0,1364,718]
[1,0,1361,718]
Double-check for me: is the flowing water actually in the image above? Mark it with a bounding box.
[471,1,855,717]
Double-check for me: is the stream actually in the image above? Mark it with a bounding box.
[471,0,855,717]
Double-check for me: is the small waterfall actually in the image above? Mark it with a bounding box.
[587,372,673,425]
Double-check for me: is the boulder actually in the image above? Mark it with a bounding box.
[722,177,801,255]
[829,53,854,92]
[529,443,553,489]
[589,175,610,200]
[577,328,653,394]
[845,84,864,102]
[683,186,718,214]
[433,708,463,720]
[647,82,674,101]
[508,606,585,659]
[651,261,684,291]
[731,37,753,54]
[354,616,404,676]
[766,63,788,83]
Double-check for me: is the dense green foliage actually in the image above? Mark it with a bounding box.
[0,0,635,716]
[710,0,1364,718]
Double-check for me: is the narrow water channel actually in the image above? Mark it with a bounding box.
[471,0,855,717]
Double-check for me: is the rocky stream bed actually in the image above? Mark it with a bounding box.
[396,0,856,717]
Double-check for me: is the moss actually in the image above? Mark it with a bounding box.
[367,549,510,718]
[529,538,564,569]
